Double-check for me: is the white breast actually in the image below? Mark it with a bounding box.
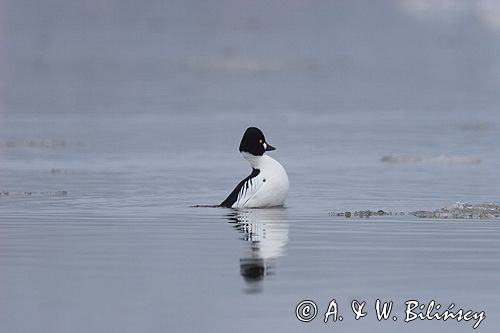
[235,154,289,208]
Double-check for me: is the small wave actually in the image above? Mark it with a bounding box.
[459,122,490,132]
[431,154,481,165]
[0,191,68,199]
[186,56,286,73]
[0,139,83,149]
[381,154,481,165]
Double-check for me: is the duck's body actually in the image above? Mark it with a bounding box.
[221,153,289,208]
[220,127,289,208]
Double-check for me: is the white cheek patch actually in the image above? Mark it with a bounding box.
[263,143,267,150]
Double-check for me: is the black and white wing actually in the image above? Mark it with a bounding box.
[220,168,264,208]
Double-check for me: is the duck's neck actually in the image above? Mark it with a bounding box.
[241,152,265,169]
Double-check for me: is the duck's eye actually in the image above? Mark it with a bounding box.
[259,139,263,144]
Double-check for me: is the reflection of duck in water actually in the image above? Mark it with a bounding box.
[227,208,289,292]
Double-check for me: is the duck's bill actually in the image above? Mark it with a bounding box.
[265,143,276,151]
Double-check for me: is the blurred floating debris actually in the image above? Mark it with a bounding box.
[50,168,81,175]
[411,202,500,219]
[412,210,437,218]
[328,209,402,218]
[0,139,84,148]
[0,191,68,199]
[329,203,500,219]
[190,204,220,208]
[381,154,422,164]
[381,154,481,165]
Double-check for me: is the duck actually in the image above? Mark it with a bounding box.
[220,127,289,208]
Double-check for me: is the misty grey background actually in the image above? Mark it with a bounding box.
[1,1,499,332]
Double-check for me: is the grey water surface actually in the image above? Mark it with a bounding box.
[1,1,500,332]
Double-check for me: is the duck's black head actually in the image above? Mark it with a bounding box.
[239,127,276,156]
